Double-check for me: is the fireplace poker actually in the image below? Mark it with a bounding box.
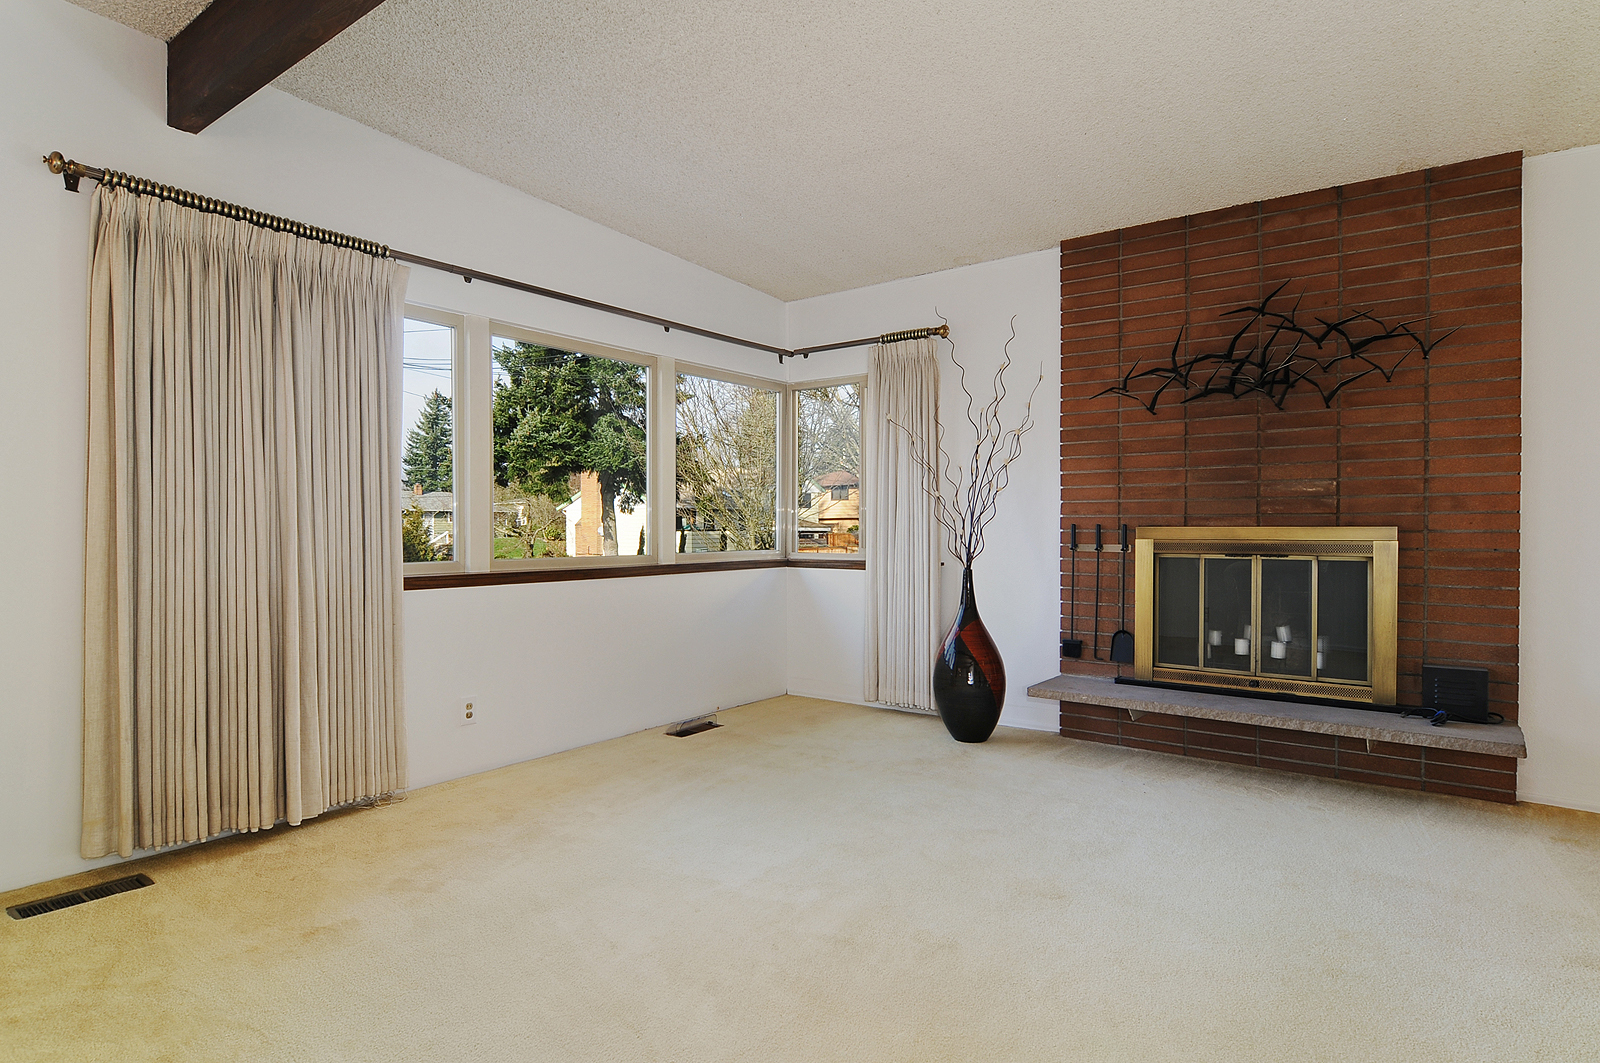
[1063,524,1083,658]
[1093,523,1104,660]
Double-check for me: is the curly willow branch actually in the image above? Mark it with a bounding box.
[887,316,1042,569]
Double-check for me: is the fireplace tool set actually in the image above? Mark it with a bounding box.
[1064,522,1133,664]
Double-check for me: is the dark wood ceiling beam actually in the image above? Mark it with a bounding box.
[167,0,389,134]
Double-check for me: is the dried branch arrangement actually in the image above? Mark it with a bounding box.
[1096,283,1453,414]
[893,319,1043,568]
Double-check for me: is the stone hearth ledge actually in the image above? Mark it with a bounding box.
[1027,674,1526,759]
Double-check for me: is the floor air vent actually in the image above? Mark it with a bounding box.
[665,713,720,737]
[7,874,154,920]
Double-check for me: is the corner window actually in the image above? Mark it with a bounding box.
[675,371,779,553]
[492,332,651,561]
[795,381,862,555]
[399,304,865,583]
[401,310,460,569]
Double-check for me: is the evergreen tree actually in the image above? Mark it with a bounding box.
[403,390,453,493]
[401,506,436,563]
[492,343,646,555]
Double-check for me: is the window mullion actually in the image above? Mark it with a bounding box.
[463,314,495,573]
[778,386,796,557]
[653,355,676,565]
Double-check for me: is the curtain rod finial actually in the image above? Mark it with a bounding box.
[43,151,81,191]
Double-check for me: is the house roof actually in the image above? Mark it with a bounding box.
[815,471,858,488]
[402,491,454,514]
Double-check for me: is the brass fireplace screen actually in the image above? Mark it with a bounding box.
[1132,527,1398,706]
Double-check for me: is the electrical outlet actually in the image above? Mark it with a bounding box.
[459,698,478,726]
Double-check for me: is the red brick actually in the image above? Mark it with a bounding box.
[1186,731,1257,756]
[1428,186,1520,220]
[1337,751,1422,778]
[1060,701,1120,721]
[1338,769,1424,791]
[1343,170,1427,199]
[1184,747,1259,768]
[1062,727,1121,746]
[1061,230,1120,254]
[1429,153,1521,182]
[1420,762,1516,789]
[1259,740,1336,765]
[1342,204,1427,235]
[1423,748,1519,772]
[1423,780,1516,803]
[1265,759,1341,780]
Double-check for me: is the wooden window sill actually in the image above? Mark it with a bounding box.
[404,555,863,590]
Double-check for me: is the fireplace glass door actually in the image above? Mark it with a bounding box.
[1260,558,1313,678]
[1204,557,1253,672]
[1154,553,1369,684]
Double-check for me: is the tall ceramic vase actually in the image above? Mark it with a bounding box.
[932,566,1006,743]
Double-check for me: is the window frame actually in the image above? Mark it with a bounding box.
[788,373,867,565]
[487,320,660,573]
[400,304,466,576]
[673,361,787,560]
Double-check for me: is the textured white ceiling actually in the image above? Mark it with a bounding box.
[72,0,1600,300]
[71,0,210,41]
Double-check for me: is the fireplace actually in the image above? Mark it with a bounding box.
[1131,527,1398,707]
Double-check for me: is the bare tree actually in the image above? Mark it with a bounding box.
[492,483,567,559]
[676,375,778,550]
[797,382,861,490]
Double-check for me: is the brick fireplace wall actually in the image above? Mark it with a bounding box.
[1057,153,1521,801]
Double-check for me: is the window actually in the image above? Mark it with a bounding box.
[491,330,651,561]
[400,310,460,570]
[399,303,865,579]
[675,371,779,553]
[795,381,862,555]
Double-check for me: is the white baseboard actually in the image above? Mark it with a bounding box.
[1514,792,1600,815]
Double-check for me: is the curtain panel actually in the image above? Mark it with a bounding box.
[82,185,410,859]
[864,337,941,711]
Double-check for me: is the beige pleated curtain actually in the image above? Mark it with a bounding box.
[82,185,410,859]
[864,337,941,710]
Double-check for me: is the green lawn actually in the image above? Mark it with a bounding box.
[494,537,562,559]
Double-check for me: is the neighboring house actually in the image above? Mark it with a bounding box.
[402,486,455,552]
[798,470,860,551]
[562,470,648,556]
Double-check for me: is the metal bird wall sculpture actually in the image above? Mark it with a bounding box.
[1094,283,1453,414]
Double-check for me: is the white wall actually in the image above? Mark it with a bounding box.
[785,250,1063,733]
[1520,143,1600,812]
[0,0,788,893]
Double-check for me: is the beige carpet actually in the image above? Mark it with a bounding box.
[3,696,1599,1062]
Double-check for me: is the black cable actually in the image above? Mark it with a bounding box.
[1399,708,1506,727]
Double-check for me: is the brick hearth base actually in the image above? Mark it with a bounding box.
[1059,700,1518,803]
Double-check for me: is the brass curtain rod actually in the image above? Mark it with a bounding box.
[43,152,948,364]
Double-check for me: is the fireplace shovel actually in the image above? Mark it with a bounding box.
[1109,523,1135,664]
[1063,524,1083,658]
